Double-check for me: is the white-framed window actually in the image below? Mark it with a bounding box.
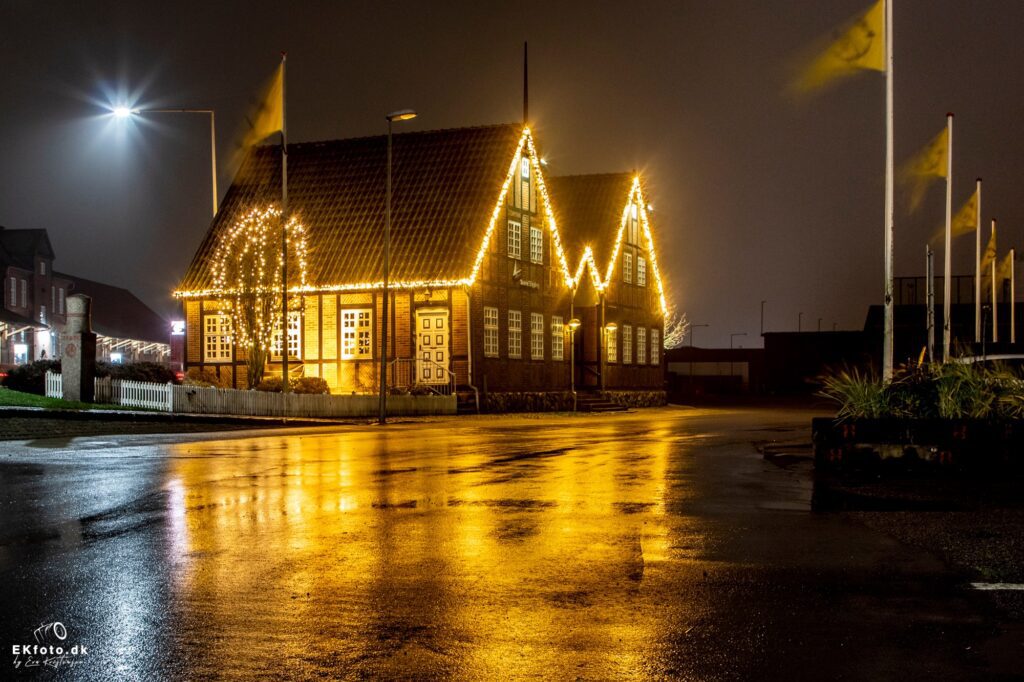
[39,305,46,325]
[58,288,65,315]
[508,310,522,358]
[551,316,564,361]
[507,220,522,260]
[531,313,544,360]
[606,326,618,364]
[273,311,302,359]
[20,279,27,308]
[340,309,372,359]
[623,325,632,364]
[530,226,543,264]
[651,329,661,365]
[627,203,639,244]
[8,277,15,306]
[624,252,633,284]
[521,156,530,179]
[637,327,647,365]
[39,261,46,276]
[637,257,647,286]
[483,306,499,357]
[203,314,232,362]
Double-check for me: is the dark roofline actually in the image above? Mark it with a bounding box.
[258,121,524,153]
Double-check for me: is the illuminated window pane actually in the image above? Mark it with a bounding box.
[531,313,544,360]
[508,310,521,359]
[507,220,522,260]
[483,306,499,358]
[551,316,564,361]
[530,226,542,264]
[623,325,632,364]
[637,328,647,365]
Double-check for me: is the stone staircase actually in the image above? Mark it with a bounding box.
[575,391,629,413]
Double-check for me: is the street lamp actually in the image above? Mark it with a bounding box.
[567,318,581,411]
[379,108,417,426]
[111,106,219,217]
[760,300,766,335]
[798,311,803,332]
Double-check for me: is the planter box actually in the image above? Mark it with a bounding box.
[812,417,1024,475]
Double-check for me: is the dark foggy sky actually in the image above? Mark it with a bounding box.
[2,0,1023,347]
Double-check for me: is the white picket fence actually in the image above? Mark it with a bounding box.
[43,371,454,418]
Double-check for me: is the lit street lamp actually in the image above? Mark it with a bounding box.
[379,109,418,426]
[567,318,581,411]
[112,106,219,217]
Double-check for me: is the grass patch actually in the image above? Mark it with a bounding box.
[0,387,146,411]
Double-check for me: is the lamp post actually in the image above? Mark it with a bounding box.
[798,312,803,332]
[113,107,218,217]
[379,109,417,426]
[817,317,822,333]
[760,300,766,336]
[567,318,581,411]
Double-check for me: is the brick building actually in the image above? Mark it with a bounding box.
[175,124,670,403]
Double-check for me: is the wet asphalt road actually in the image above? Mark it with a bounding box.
[0,407,1019,680]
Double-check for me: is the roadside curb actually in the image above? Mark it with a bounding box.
[0,406,354,428]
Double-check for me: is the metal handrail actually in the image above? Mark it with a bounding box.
[387,357,456,396]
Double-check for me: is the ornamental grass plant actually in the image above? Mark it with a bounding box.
[819,361,1024,421]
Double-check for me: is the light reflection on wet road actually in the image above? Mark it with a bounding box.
[0,408,1009,679]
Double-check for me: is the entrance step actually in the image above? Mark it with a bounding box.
[575,392,629,413]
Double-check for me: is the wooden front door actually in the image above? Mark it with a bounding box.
[416,308,450,384]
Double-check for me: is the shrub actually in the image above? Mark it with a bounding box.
[818,367,891,419]
[2,360,61,395]
[184,367,224,388]
[256,376,285,392]
[291,377,330,394]
[99,361,178,384]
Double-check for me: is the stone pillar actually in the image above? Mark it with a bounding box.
[61,294,96,403]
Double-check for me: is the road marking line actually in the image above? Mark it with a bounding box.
[970,583,1024,591]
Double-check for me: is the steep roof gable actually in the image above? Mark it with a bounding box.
[178,124,534,294]
[0,228,54,269]
[548,174,668,316]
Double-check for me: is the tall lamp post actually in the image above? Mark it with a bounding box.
[113,107,218,217]
[379,109,417,425]
[567,318,581,411]
[760,300,766,336]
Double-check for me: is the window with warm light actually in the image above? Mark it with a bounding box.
[651,329,661,364]
[551,316,564,361]
[507,220,522,260]
[508,310,522,359]
[340,309,372,359]
[531,313,544,360]
[637,327,647,364]
[623,325,632,364]
[273,311,302,359]
[530,226,542,264]
[521,157,530,179]
[606,326,617,364]
[637,257,647,286]
[624,253,633,284]
[203,314,232,362]
[483,306,499,357]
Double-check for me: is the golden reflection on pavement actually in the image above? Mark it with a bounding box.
[165,416,705,679]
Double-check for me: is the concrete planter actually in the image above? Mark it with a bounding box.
[812,417,1024,475]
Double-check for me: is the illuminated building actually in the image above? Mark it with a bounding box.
[175,125,668,404]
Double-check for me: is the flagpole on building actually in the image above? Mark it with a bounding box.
[975,178,982,343]
[942,113,953,361]
[280,52,290,392]
[882,0,895,380]
[926,245,934,363]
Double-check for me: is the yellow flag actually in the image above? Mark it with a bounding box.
[998,251,1014,281]
[901,128,948,211]
[241,64,284,148]
[928,187,978,244]
[794,0,886,91]
[980,226,997,275]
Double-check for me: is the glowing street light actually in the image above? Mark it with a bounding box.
[110,105,219,217]
[379,108,418,426]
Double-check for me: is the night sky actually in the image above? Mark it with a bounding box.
[2,0,1023,347]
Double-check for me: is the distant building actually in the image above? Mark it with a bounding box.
[0,226,170,367]
[175,124,669,400]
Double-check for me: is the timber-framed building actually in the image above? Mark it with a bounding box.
[176,124,670,407]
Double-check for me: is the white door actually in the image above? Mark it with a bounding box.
[416,308,450,384]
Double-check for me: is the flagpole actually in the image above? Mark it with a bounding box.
[1011,247,1016,345]
[280,52,290,392]
[926,245,934,363]
[991,219,998,344]
[975,178,982,343]
[942,113,953,361]
[883,0,895,380]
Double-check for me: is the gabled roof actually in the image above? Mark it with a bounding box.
[179,123,525,292]
[548,173,668,316]
[0,227,54,269]
[548,173,635,271]
[57,272,169,343]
